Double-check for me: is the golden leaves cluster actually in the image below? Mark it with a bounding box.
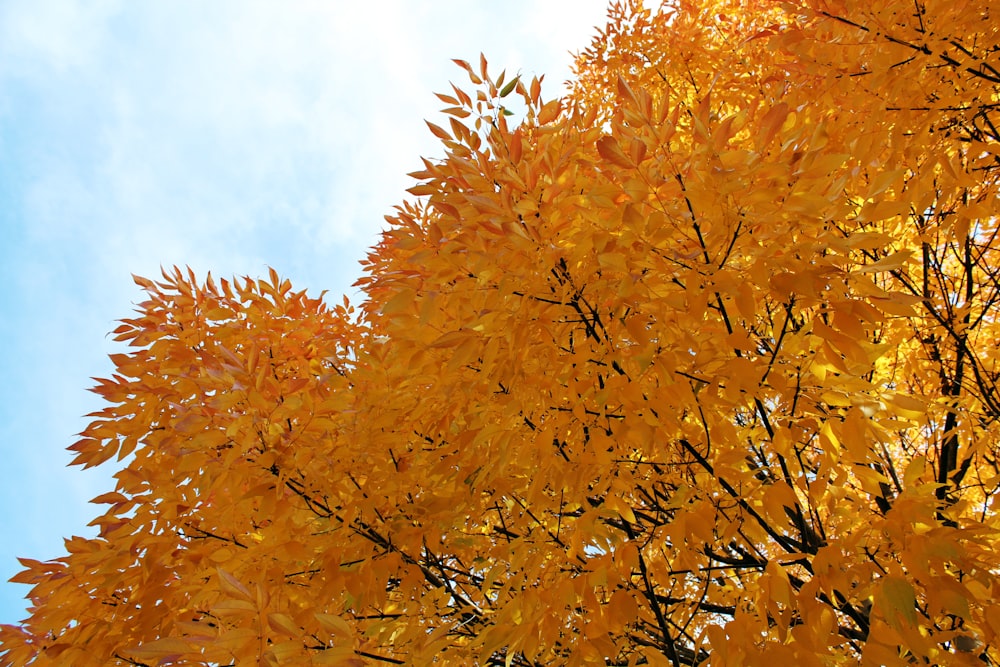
[4,0,1000,665]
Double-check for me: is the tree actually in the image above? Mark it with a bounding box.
[3,0,999,664]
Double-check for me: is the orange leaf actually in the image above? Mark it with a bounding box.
[597,136,632,168]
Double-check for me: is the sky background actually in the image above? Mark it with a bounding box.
[0,0,612,624]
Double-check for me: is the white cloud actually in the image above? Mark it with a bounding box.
[0,0,121,76]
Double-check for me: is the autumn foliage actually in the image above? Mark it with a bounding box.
[4,0,1000,664]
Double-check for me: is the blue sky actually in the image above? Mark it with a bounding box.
[0,0,610,624]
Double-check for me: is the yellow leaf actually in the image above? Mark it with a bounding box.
[537,98,561,125]
[316,613,353,638]
[217,567,253,602]
[267,612,301,637]
[128,638,192,662]
[425,121,452,141]
[428,329,474,348]
[878,575,918,628]
[597,136,633,168]
[758,102,789,148]
[857,250,912,273]
[867,169,906,198]
[903,456,926,487]
[381,288,417,316]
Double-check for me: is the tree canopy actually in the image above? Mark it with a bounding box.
[3,0,1000,664]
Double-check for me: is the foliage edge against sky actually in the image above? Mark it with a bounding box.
[3,0,1000,664]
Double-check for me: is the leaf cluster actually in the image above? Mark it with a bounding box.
[3,1,1000,665]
